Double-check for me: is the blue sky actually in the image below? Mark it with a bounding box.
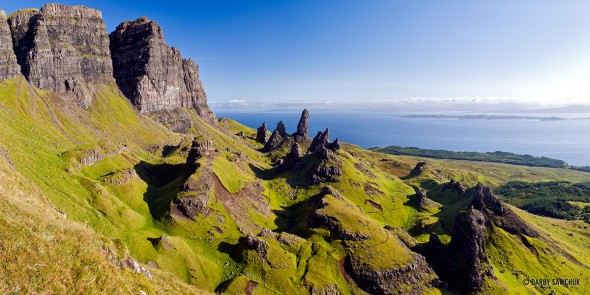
[4,1,590,105]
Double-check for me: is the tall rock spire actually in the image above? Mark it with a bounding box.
[295,109,309,138]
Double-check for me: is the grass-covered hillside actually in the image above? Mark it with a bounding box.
[371,146,568,168]
[1,77,590,294]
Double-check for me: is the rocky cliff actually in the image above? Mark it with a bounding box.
[7,4,114,109]
[449,208,494,291]
[0,10,20,81]
[109,17,215,125]
[2,4,216,128]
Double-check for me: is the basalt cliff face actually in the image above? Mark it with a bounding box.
[109,17,215,127]
[7,4,114,109]
[2,4,214,126]
[0,10,20,81]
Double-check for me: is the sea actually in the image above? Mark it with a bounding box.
[215,111,590,166]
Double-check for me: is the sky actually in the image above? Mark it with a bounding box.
[4,1,590,106]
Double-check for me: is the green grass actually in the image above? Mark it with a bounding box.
[3,77,590,294]
[373,146,568,168]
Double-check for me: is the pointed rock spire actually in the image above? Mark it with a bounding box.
[276,121,287,137]
[256,121,268,144]
[295,109,309,138]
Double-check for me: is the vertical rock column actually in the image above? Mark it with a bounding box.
[0,10,20,81]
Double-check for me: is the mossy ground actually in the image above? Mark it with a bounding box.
[1,77,590,294]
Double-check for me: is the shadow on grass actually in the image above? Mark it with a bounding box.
[134,160,186,220]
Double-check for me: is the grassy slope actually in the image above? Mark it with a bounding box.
[2,76,590,294]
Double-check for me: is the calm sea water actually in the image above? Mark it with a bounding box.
[217,111,590,166]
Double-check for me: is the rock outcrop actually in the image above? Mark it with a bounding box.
[414,187,437,209]
[310,161,342,184]
[172,138,215,220]
[449,208,494,291]
[8,4,115,109]
[282,142,301,168]
[256,122,267,144]
[261,129,283,152]
[109,16,215,124]
[344,253,440,295]
[410,161,427,176]
[306,129,342,184]
[308,129,331,154]
[184,138,214,173]
[0,10,20,81]
[329,138,341,151]
[467,183,539,237]
[276,120,287,137]
[442,179,465,194]
[294,109,309,139]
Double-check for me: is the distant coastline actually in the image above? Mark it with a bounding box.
[402,114,590,121]
[371,145,590,172]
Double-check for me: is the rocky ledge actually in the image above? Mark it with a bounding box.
[467,183,539,237]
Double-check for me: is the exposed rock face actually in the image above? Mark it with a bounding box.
[256,122,267,144]
[0,10,20,81]
[276,121,287,137]
[173,192,210,220]
[109,16,215,124]
[442,179,465,194]
[410,161,427,176]
[172,138,214,220]
[344,253,440,295]
[306,128,342,184]
[329,138,341,151]
[294,109,309,138]
[308,129,331,154]
[449,208,494,291]
[282,142,301,168]
[414,187,436,208]
[308,128,340,156]
[311,161,342,185]
[184,138,214,173]
[8,4,115,109]
[122,257,152,280]
[467,183,539,237]
[244,234,268,261]
[262,129,283,152]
